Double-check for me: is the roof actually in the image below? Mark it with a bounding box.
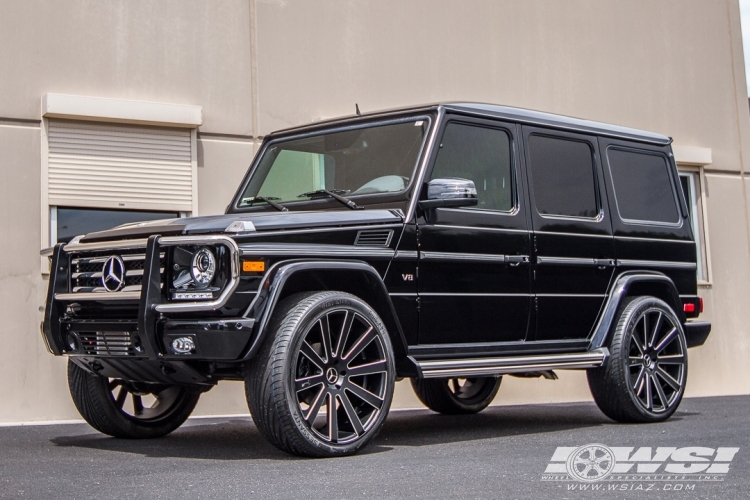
[267,102,671,146]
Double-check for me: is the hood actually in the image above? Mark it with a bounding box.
[78,209,404,243]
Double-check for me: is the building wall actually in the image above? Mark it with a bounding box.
[0,0,749,423]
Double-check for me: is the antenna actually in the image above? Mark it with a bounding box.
[355,103,361,116]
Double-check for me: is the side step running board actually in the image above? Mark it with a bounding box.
[416,348,609,379]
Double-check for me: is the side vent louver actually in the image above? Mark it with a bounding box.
[355,230,394,247]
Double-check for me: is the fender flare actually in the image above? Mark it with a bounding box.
[240,259,410,363]
[588,271,684,350]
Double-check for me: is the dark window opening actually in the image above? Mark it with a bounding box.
[607,148,680,224]
[527,135,598,218]
[55,207,179,244]
[431,123,513,212]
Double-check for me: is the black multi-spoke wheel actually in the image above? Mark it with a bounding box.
[246,291,395,457]
[411,376,501,414]
[588,296,688,423]
[67,360,200,438]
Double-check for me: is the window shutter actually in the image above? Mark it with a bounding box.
[46,119,195,211]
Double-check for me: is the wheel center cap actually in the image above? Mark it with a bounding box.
[643,353,657,369]
[326,367,339,384]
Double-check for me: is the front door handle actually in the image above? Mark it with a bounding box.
[594,259,616,269]
[506,255,529,267]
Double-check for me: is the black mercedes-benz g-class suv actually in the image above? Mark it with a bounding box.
[42,103,711,457]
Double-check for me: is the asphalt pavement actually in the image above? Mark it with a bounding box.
[1,395,749,500]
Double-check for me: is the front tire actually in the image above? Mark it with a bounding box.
[411,376,501,414]
[246,291,396,457]
[68,360,200,438]
[587,296,688,423]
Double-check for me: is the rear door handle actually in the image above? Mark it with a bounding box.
[505,255,529,266]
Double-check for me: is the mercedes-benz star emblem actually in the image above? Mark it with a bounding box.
[101,255,126,292]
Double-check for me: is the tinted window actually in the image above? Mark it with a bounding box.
[528,135,598,218]
[239,120,427,208]
[431,123,513,211]
[607,148,680,224]
[56,207,179,243]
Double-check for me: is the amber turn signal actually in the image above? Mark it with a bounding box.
[242,260,265,273]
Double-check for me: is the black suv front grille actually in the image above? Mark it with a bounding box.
[78,331,138,356]
[69,249,165,293]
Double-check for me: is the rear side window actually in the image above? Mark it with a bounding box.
[527,135,599,218]
[607,148,680,224]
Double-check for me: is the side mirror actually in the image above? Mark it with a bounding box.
[418,178,478,210]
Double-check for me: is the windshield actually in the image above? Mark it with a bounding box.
[237,118,429,208]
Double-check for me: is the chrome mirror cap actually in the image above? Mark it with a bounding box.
[427,177,477,200]
[419,178,478,210]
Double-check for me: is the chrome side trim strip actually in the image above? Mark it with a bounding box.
[56,291,141,301]
[536,293,606,298]
[417,348,609,378]
[534,230,613,239]
[394,250,418,259]
[617,259,697,270]
[389,292,418,296]
[155,235,240,313]
[537,256,597,266]
[432,224,529,234]
[420,251,507,263]
[614,235,695,244]
[64,238,148,253]
[419,292,531,297]
[240,243,395,259]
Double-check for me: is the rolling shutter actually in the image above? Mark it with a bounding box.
[46,119,195,211]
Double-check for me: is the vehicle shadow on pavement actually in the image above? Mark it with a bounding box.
[46,400,658,461]
[374,402,612,448]
[51,418,292,460]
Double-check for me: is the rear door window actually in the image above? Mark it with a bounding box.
[527,135,599,218]
[606,148,680,224]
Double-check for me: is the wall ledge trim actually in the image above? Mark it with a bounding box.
[673,145,712,166]
[42,94,202,128]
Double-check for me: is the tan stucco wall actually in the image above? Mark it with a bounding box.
[1,0,750,423]
[0,0,254,135]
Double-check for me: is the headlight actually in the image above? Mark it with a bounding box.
[190,247,216,288]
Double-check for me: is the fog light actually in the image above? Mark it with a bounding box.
[171,336,196,355]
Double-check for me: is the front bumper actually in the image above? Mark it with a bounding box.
[41,235,255,384]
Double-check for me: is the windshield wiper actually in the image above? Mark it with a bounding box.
[240,196,288,212]
[298,189,363,210]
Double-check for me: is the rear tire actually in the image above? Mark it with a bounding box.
[68,360,200,438]
[411,376,501,415]
[587,296,688,423]
[246,291,396,457]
